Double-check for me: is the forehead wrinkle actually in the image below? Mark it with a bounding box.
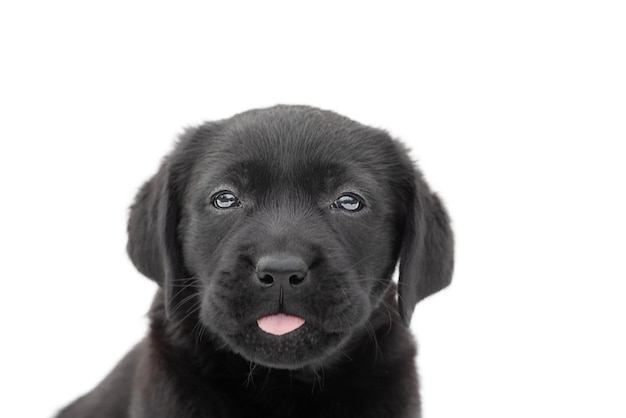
[222,158,349,197]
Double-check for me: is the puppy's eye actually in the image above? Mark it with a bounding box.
[212,191,242,209]
[331,194,364,212]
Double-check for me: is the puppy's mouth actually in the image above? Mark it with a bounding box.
[257,313,306,336]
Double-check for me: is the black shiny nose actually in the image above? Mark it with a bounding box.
[256,255,308,287]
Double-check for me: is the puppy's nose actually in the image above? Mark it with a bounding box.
[256,255,308,287]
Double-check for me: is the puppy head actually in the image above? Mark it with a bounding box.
[127,105,453,369]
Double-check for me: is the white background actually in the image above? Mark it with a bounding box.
[1,1,625,417]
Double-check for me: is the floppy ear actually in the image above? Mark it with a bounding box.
[126,128,199,318]
[398,177,454,326]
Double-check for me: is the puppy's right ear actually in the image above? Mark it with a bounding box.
[126,127,200,317]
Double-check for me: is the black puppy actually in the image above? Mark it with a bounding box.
[57,105,454,418]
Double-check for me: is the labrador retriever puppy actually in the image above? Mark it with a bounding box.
[56,105,454,418]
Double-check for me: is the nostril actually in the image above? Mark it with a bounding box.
[289,273,306,286]
[258,273,274,286]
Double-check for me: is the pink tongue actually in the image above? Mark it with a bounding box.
[257,314,306,336]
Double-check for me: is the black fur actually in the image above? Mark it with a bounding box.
[57,105,454,418]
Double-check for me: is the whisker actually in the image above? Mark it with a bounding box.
[364,320,383,365]
[169,277,202,283]
[311,366,325,394]
[347,256,373,270]
[191,321,209,347]
[350,275,392,285]
[244,361,258,389]
[259,366,272,395]
[379,299,396,334]
[176,300,202,324]
[169,292,200,317]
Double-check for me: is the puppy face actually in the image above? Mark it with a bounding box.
[127,106,453,370]
[181,112,408,368]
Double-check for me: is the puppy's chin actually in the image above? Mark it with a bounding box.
[207,319,353,370]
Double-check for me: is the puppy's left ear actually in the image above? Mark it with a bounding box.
[398,175,454,326]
